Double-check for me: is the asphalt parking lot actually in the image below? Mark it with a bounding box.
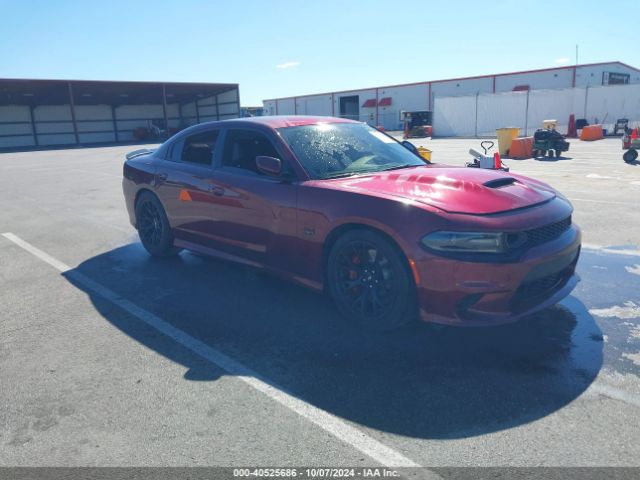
[1,137,639,470]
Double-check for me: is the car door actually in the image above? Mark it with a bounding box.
[205,127,298,270]
[153,128,223,248]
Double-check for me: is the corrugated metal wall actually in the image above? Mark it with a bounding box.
[430,96,477,137]
[263,62,640,133]
[433,83,640,137]
[0,86,241,149]
[0,106,35,148]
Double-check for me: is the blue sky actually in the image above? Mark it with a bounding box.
[1,0,636,105]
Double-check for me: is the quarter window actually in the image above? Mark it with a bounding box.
[180,130,219,166]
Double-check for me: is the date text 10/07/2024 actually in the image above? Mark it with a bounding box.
[232,468,401,478]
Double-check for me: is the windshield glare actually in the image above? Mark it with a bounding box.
[277,123,425,179]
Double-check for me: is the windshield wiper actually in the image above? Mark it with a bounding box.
[377,164,422,172]
[322,170,380,179]
[322,165,421,179]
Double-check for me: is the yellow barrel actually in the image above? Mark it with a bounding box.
[543,119,558,130]
[496,127,520,156]
[417,146,432,162]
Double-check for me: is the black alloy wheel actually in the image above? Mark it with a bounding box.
[327,229,416,331]
[135,192,179,256]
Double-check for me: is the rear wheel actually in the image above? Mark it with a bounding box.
[135,191,180,256]
[327,229,416,331]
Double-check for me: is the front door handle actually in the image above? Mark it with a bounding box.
[157,172,168,182]
[208,185,225,196]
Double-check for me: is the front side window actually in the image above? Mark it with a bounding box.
[181,130,219,166]
[277,122,424,179]
[221,129,280,175]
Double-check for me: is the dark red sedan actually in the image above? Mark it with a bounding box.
[122,116,581,330]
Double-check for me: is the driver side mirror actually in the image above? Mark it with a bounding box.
[401,140,419,156]
[256,155,282,177]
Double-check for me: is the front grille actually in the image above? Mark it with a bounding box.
[509,245,579,312]
[510,270,567,312]
[518,271,564,298]
[455,293,484,317]
[523,216,571,249]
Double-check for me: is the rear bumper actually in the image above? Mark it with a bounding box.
[413,225,581,327]
[122,177,138,228]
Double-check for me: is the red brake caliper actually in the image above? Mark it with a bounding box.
[350,255,361,293]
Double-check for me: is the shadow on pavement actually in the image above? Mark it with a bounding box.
[64,243,603,439]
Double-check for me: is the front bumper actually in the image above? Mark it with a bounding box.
[413,225,581,326]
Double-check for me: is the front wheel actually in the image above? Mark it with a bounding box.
[327,229,417,331]
[135,191,180,256]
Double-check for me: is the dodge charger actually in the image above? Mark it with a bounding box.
[122,116,581,330]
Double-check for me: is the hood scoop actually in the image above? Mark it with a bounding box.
[483,177,517,189]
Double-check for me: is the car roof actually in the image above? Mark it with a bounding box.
[157,115,362,157]
[217,115,359,129]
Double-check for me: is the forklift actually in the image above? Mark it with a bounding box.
[402,110,433,138]
[613,118,629,136]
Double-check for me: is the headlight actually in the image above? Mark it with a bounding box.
[421,231,506,253]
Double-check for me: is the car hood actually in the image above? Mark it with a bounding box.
[322,165,556,214]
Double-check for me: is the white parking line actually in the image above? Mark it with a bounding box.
[570,198,635,206]
[1,232,425,470]
[587,383,640,409]
[582,244,640,257]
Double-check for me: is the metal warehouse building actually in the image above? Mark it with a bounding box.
[0,79,240,149]
[263,61,640,132]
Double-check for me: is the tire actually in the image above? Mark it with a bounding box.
[326,229,417,331]
[547,150,554,159]
[623,149,638,163]
[135,191,180,257]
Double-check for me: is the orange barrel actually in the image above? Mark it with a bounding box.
[580,125,604,141]
[509,137,534,159]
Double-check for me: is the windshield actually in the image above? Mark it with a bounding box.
[277,122,426,179]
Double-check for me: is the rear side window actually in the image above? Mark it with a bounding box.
[181,130,219,166]
[222,129,279,174]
